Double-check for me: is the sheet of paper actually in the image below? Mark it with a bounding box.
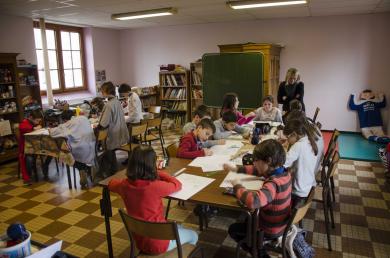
[210,140,244,156]
[24,128,49,135]
[220,172,264,190]
[169,173,215,200]
[227,134,243,140]
[0,120,12,136]
[27,241,62,258]
[188,155,234,172]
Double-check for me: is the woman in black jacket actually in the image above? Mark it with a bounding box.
[277,68,305,113]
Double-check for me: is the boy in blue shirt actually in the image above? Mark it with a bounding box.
[349,90,389,144]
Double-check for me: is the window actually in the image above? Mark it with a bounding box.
[33,22,86,93]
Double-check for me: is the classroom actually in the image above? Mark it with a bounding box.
[0,0,389,257]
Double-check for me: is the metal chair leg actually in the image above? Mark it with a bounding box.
[55,158,59,175]
[165,199,171,220]
[323,201,333,251]
[73,167,77,189]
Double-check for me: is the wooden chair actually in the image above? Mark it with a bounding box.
[119,123,148,153]
[236,188,316,258]
[118,209,204,258]
[313,151,340,251]
[316,129,340,202]
[148,106,162,116]
[142,117,166,156]
[95,128,108,157]
[165,142,179,158]
[313,107,320,123]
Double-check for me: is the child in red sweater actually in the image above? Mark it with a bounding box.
[177,118,216,159]
[108,146,198,255]
[18,109,43,184]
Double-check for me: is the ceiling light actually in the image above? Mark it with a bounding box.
[227,0,307,10]
[112,7,177,21]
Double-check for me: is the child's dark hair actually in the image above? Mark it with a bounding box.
[263,95,274,104]
[289,99,302,111]
[362,89,372,93]
[127,145,157,181]
[101,81,116,96]
[283,119,318,156]
[194,109,211,118]
[197,118,216,133]
[220,92,238,116]
[61,110,75,121]
[91,97,105,112]
[118,83,131,94]
[222,110,237,123]
[29,109,43,119]
[253,139,286,169]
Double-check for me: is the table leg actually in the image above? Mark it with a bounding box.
[66,165,72,190]
[73,167,77,189]
[100,187,114,258]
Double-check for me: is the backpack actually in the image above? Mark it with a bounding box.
[293,230,315,258]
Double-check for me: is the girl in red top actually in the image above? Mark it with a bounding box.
[108,146,198,255]
[220,92,253,125]
[18,109,43,184]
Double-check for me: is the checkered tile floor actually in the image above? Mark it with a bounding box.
[1,129,390,257]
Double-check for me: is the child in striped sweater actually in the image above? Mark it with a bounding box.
[224,139,292,257]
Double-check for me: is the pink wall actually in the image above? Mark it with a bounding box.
[119,13,390,132]
[90,27,121,85]
[0,15,36,63]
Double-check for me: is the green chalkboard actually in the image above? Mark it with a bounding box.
[202,52,264,109]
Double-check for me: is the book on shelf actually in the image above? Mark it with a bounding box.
[170,74,178,86]
[192,89,203,99]
[192,71,202,85]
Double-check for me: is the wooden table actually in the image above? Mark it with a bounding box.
[99,157,258,258]
[24,132,76,189]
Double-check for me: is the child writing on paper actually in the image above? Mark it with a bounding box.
[213,111,250,140]
[283,119,319,208]
[245,95,283,123]
[49,110,96,189]
[177,118,216,159]
[18,109,46,184]
[183,105,225,147]
[225,139,291,258]
[348,90,389,144]
[108,146,198,255]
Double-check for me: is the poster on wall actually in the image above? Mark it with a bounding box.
[95,70,106,92]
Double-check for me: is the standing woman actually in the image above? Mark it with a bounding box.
[277,68,305,113]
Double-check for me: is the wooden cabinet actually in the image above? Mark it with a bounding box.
[0,53,42,163]
[218,43,282,103]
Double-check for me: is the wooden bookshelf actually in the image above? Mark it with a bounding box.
[17,64,42,114]
[189,61,203,114]
[0,53,20,163]
[159,70,190,124]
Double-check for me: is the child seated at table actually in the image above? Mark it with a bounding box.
[282,99,303,124]
[108,145,198,255]
[349,90,389,144]
[220,92,252,125]
[118,83,143,124]
[245,95,283,123]
[213,111,250,140]
[90,97,105,118]
[177,118,215,159]
[225,139,291,257]
[183,105,225,148]
[49,110,96,189]
[19,109,45,184]
[183,105,211,134]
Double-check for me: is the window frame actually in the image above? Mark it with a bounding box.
[33,21,87,94]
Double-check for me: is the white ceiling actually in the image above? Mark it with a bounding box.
[0,0,389,29]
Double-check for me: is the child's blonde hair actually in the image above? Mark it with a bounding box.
[285,68,300,83]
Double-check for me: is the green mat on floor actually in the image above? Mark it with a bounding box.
[338,132,385,162]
